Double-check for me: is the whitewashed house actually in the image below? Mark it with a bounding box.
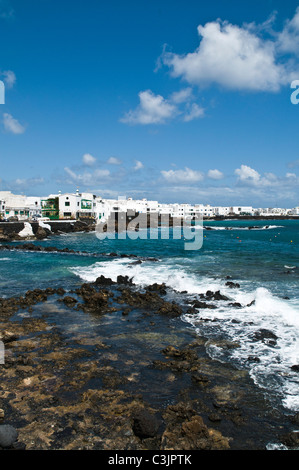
[0,191,30,220]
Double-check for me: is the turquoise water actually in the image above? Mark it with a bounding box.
[0,219,298,413]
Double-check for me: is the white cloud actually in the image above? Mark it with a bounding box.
[183,103,205,121]
[82,153,96,166]
[107,156,122,165]
[235,164,261,184]
[3,113,25,134]
[133,160,144,171]
[208,169,224,180]
[14,177,44,187]
[162,16,297,92]
[64,167,110,186]
[1,70,16,89]
[234,165,287,188]
[161,167,204,183]
[277,7,299,54]
[120,89,177,125]
[170,87,193,103]
[121,88,206,125]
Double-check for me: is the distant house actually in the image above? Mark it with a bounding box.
[41,197,59,220]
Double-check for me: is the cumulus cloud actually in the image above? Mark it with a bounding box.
[133,160,144,171]
[107,156,122,165]
[64,167,110,186]
[286,172,297,178]
[161,11,299,92]
[121,88,205,125]
[3,113,25,134]
[207,169,224,180]
[1,70,16,89]
[183,103,205,122]
[234,164,295,189]
[82,153,96,166]
[161,167,204,183]
[120,90,177,125]
[170,87,193,103]
[277,7,299,54]
[235,164,261,184]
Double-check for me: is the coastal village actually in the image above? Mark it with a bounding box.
[0,190,299,223]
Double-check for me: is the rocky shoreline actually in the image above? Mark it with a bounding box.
[0,273,298,451]
[0,220,94,242]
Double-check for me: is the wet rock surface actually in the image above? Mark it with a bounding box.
[0,276,297,450]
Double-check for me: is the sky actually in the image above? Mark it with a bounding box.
[1,0,299,207]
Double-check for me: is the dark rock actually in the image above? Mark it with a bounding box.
[192,300,217,309]
[191,371,210,385]
[247,356,261,363]
[122,308,131,316]
[280,431,299,448]
[56,288,66,296]
[253,329,278,345]
[129,260,142,266]
[0,425,19,448]
[156,301,182,317]
[204,290,230,301]
[132,409,160,439]
[213,290,230,301]
[146,283,167,295]
[291,365,299,372]
[95,275,115,286]
[35,226,48,240]
[117,275,134,285]
[225,281,240,288]
[0,331,18,344]
[62,296,77,306]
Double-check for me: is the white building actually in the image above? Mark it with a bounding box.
[229,206,254,216]
[0,191,29,220]
[290,207,299,215]
[213,206,231,217]
[58,191,98,219]
[25,197,42,218]
[0,197,5,218]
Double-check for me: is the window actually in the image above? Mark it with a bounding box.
[64,212,72,217]
[65,201,70,206]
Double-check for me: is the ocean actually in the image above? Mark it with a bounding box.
[0,218,298,429]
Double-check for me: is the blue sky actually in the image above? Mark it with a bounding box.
[1,0,299,207]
